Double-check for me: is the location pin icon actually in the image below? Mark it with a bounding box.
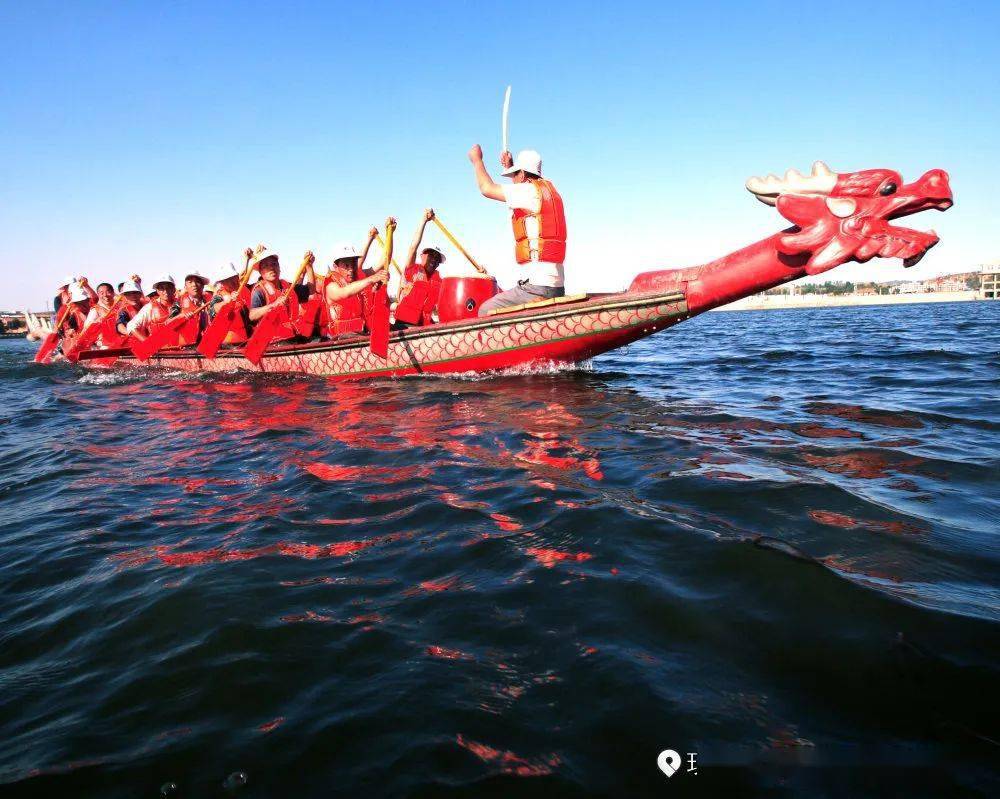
[657,749,681,778]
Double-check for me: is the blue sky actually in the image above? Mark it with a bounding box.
[2,1,997,309]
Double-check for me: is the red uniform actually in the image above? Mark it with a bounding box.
[176,292,205,345]
[252,279,300,340]
[212,286,251,344]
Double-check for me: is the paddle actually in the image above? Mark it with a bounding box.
[243,251,314,366]
[197,249,255,358]
[432,216,490,276]
[65,295,125,362]
[368,217,395,359]
[33,303,73,364]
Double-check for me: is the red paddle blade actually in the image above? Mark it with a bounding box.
[64,323,102,363]
[197,304,236,359]
[34,331,60,364]
[131,322,181,361]
[243,311,279,366]
[295,296,323,339]
[369,284,390,359]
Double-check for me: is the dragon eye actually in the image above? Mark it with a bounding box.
[879,182,898,196]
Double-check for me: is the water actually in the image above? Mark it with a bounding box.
[1,302,998,798]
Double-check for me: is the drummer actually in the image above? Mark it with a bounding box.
[324,231,387,338]
[467,145,567,315]
[126,275,178,341]
[395,208,445,327]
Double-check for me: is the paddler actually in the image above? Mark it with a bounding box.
[207,263,252,345]
[82,282,123,348]
[467,145,566,315]
[395,208,445,328]
[126,275,178,341]
[54,275,96,314]
[59,282,93,351]
[176,271,209,345]
[324,230,387,338]
[248,248,316,341]
[115,280,145,338]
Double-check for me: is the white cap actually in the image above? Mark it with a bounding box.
[421,244,446,263]
[184,270,208,284]
[69,285,89,303]
[502,149,543,177]
[120,280,143,294]
[331,243,360,264]
[250,248,278,269]
[214,263,242,283]
[60,274,75,289]
[152,274,176,288]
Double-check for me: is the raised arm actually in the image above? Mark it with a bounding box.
[77,276,99,303]
[298,250,316,292]
[468,144,505,201]
[324,268,388,302]
[404,208,435,268]
[357,227,379,274]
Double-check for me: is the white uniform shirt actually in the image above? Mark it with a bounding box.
[502,183,565,288]
[125,302,164,335]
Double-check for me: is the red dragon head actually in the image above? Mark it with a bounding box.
[746,162,952,275]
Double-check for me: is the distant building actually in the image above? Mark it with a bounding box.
[982,264,999,300]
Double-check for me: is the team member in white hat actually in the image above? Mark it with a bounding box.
[54,275,97,315]
[126,275,178,341]
[115,280,146,340]
[207,263,252,344]
[175,270,209,345]
[57,282,94,350]
[323,229,388,338]
[396,208,447,327]
[247,247,316,342]
[467,144,567,315]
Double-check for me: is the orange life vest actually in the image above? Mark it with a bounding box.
[511,178,567,265]
[94,300,126,348]
[325,269,365,336]
[254,279,300,339]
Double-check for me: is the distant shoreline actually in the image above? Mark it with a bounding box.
[713,290,986,312]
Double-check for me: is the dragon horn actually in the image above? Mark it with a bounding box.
[746,163,838,205]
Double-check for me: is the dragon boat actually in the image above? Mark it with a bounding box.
[76,162,952,380]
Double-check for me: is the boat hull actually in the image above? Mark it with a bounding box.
[106,290,688,380]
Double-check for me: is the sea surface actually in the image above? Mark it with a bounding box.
[1,302,998,798]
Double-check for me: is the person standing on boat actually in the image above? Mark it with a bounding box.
[126,275,178,341]
[248,249,316,341]
[395,208,445,327]
[115,280,145,339]
[467,145,566,316]
[324,232,387,338]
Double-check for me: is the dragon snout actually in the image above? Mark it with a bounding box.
[916,169,953,210]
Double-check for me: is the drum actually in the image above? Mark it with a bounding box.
[436,276,498,322]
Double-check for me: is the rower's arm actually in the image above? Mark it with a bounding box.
[325,270,387,302]
[404,209,434,269]
[468,144,505,201]
[357,227,379,273]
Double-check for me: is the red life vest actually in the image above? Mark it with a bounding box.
[395,262,442,326]
[61,305,89,348]
[325,269,365,336]
[511,178,567,265]
[176,292,204,345]
[253,279,300,339]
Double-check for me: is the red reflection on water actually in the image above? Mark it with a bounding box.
[806,402,922,429]
[489,512,522,531]
[256,717,285,733]
[113,537,380,570]
[820,555,902,582]
[794,424,862,439]
[280,610,335,623]
[809,510,922,535]
[801,452,925,479]
[524,547,593,568]
[427,645,474,661]
[456,734,561,777]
